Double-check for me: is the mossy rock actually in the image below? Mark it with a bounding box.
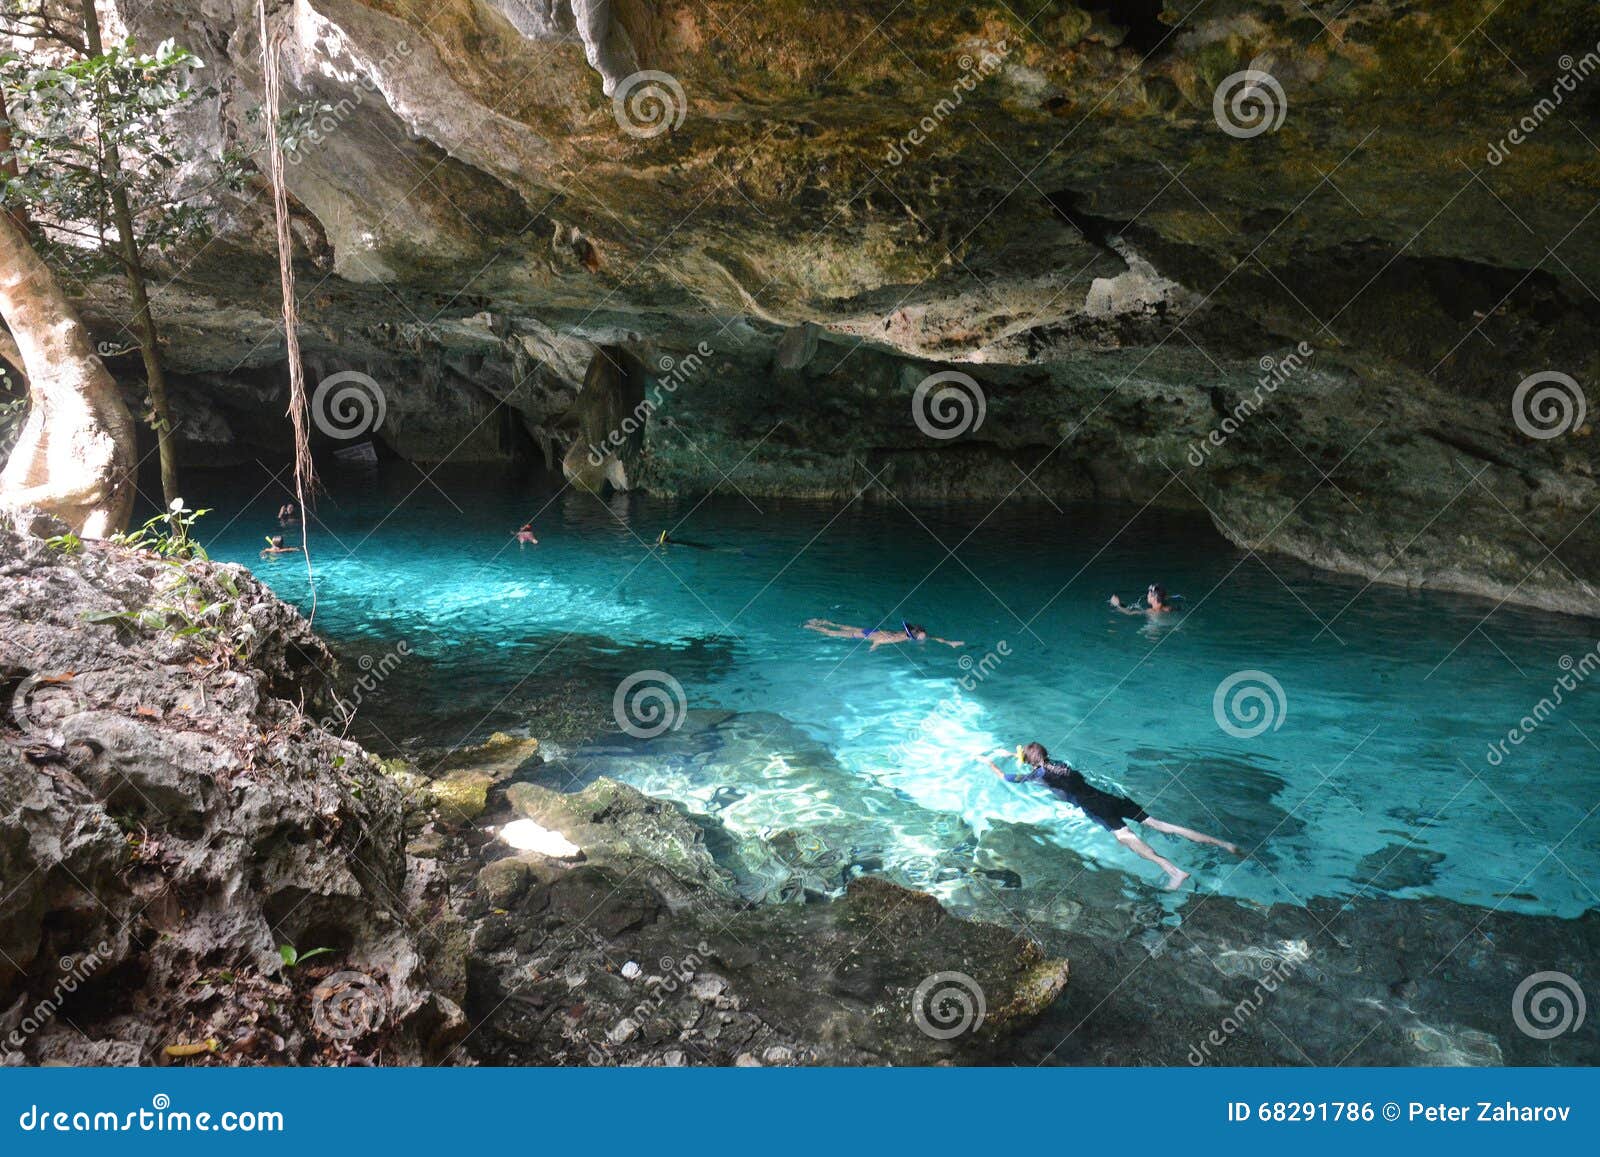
[427,770,495,823]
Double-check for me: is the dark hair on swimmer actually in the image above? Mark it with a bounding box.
[903,622,927,640]
[1148,583,1169,605]
[268,535,284,548]
[1023,742,1049,767]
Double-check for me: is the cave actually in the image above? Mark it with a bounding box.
[1,0,1597,1105]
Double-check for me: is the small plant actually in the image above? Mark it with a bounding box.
[111,498,211,560]
[45,532,82,554]
[278,944,335,969]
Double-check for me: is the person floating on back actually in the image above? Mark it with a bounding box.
[804,618,964,650]
[260,534,301,557]
[1109,582,1178,615]
[515,523,539,545]
[983,742,1239,889]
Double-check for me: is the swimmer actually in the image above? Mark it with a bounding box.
[276,502,296,526]
[515,523,539,545]
[260,534,301,557]
[983,742,1240,889]
[656,530,713,550]
[804,618,964,650]
[1109,583,1178,615]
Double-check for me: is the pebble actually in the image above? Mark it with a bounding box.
[622,961,641,979]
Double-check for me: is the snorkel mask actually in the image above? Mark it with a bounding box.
[1014,745,1027,769]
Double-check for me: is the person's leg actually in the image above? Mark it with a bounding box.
[1143,816,1240,855]
[1114,827,1189,889]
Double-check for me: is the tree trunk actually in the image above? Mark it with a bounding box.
[81,0,179,508]
[0,209,136,536]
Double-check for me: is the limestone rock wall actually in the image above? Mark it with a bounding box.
[8,0,1596,610]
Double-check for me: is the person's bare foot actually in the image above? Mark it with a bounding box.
[1163,867,1191,890]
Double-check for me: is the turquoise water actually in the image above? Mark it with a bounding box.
[202,466,1600,920]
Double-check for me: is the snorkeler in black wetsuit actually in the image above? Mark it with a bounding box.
[982,742,1240,889]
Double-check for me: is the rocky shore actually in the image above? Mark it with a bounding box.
[0,526,1067,1065]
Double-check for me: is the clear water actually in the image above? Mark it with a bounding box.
[201,466,1600,920]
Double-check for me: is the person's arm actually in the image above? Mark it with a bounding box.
[934,636,964,648]
[1108,595,1144,615]
[982,755,1032,783]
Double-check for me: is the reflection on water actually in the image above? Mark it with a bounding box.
[203,465,1600,920]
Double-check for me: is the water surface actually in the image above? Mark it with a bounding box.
[201,466,1600,921]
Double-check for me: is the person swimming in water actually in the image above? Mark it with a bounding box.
[515,523,539,545]
[1109,582,1178,615]
[276,502,296,526]
[982,742,1239,889]
[656,530,713,550]
[260,534,301,557]
[804,619,964,650]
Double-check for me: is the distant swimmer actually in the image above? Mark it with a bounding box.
[260,534,301,557]
[656,530,713,550]
[276,503,296,526]
[983,742,1240,890]
[1109,582,1179,615]
[515,523,539,545]
[804,618,964,650]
